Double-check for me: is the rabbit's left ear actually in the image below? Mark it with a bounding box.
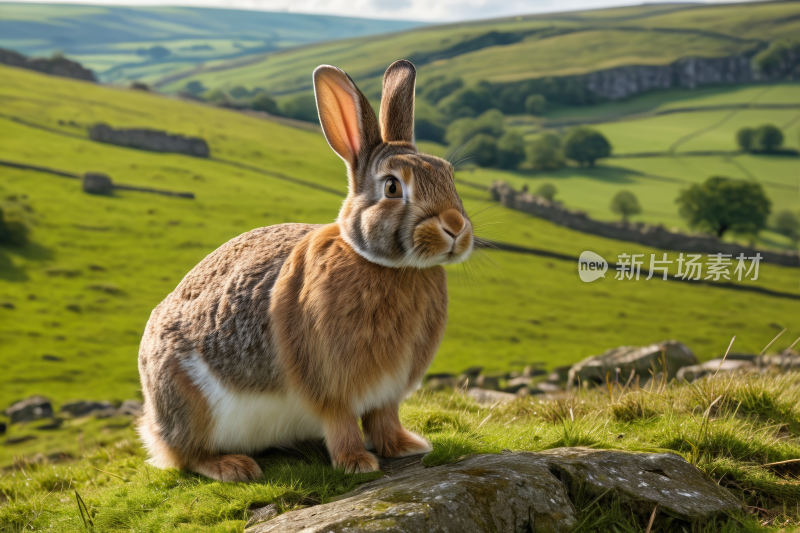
[380,60,416,144]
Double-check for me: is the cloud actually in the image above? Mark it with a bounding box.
[369,0,413,11]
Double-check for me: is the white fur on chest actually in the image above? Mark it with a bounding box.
[182,354,324,453]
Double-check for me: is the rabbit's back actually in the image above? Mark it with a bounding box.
[140,223,322,395]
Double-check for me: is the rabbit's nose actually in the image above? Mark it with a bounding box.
[440,209,465,238]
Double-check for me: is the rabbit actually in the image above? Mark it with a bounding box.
[137,59,474,482]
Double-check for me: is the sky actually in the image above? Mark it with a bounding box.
[5,0,735,22]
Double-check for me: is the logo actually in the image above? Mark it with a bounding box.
[578,251,608,282]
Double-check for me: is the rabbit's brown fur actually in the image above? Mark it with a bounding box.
[138,60,473,480]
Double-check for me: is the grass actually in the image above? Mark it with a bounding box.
[157,1,800,95]
[1,368,799,531]
[1,63,800,416]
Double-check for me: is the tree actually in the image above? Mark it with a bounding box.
[184,81,206,95]
[437,85,493,119]
[775,210,800,243]
[250,93,279,114]
[524,94,546,115]
[497,131,525,169]
[147,46,171,60]
[463,134,498,167]
[526,133,564,170]
[610,191,642,222]
[736,127,754,152]
[445,109,505,147]
[415,118,446,143]
[752,38,800,78]
[535,183,558,201]
[676,176,772,238]
[753,124,784,152]
[563,127,611,166]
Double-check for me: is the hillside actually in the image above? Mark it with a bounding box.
[1,63,799,417]
[156,1,800,98]
[0,3,422,83]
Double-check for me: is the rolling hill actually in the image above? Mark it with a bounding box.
[1,63,799,419]
[155,1,800,97]
[0,2,423,83]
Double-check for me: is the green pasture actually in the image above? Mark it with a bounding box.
[1,65,800,420]
[157,1,800,95]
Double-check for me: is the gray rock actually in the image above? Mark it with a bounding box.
[475,375,501,390]
[60,400,116,418]
[535,448,740,521]
[466,387,517,405]
[117,399,143,417]
[247,452,577,533]
[89,123,210,157]
[568,340,697,387]
[82,172,114,195]
[6,396,52,424]
[247,448,739,533]
[246,503,279,529]
[676,359,754,383]
[758,353,800,371]
[425,374,458,391]
[532,382,563,393]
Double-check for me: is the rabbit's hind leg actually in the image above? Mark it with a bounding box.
[192,454,262,482]
[362,404,432,459]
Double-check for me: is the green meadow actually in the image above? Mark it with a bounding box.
[1,63,799,423]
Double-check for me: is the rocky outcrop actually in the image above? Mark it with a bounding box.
[246,448,740,532]
[569,340,698,387]
[6,396,53,424]
[585,55,756,100]
[88,123,210,158]
[0,48,96,82]
[490,181,800,267]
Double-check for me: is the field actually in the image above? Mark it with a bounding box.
[419,81,800,247]
[1,63,800,420]
[0,3,422,83]
[2,371,799,531]
[156,1,800,95]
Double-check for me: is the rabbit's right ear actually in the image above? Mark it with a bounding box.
[313,65,381,171]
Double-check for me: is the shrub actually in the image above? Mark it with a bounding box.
[526,133,564,170]
[535,183,558,201]
[183,81,206,95]
[445,109,505,148]
[736,127,754,151]
[496,131,525,169]
[753,124,784,152]
[415,118,446,143]
[563,127,611,166]
[610,190,642,222]
[462,134,498,167]
[752,38,800,78]
[774,210,800,243]
[437,85,493,119]
[250,93,279,114]
[676,176,772,238]
[524,94,546,115]
[280,94,319,123]
[0,207,29,246]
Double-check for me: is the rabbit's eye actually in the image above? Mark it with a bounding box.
[384,178,403,199]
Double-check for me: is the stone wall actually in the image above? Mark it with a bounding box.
[88,123,210,158]
[0,48,96,82]
[584,55,756,100]
[490,181,799,267]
